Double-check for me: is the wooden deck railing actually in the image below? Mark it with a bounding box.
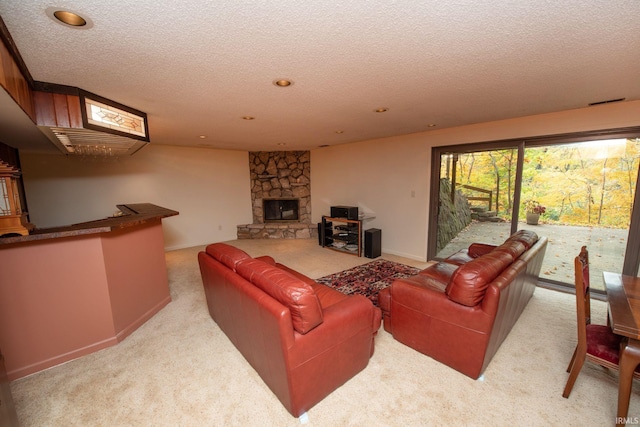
[457,184,492,211]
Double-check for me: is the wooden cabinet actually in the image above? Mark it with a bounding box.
[320,216,362,257]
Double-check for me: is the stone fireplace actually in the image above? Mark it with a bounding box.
[237,151,317,239]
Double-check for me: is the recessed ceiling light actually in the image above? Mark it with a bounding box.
[242,116,255,120]
[374,108,389,113]
[427,124,436,127]
[277,143,286,146]
[54,11,86,26]
[45,7,93,29]
[335,130,344,134]
[273,79,293,87]
[199,135,207,139]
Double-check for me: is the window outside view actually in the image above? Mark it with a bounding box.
[436,138,640,291]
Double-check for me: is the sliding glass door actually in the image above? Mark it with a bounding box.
[429,129,640,293]
[435,147,518,260]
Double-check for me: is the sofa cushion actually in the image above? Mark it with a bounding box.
[468,243,498,258]
[274,262,349,309]
[446,250,514,307]
[236,259,323,334]
[443,250,474,266]
[311,283,350,309]
[494,240,527,259]
[205,243,252,271]
[505,230,538,249]
[419,261,458,285]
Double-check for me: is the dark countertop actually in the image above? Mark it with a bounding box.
[0,203,179,246]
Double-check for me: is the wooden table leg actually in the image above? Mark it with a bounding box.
[618,338,640,426]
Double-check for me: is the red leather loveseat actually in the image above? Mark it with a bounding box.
[198,243,382,417]
[378,230,547,379]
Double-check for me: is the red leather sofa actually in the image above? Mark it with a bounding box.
[378,230,547,379]
[198,243,382,417]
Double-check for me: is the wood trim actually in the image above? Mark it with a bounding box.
[623,165,640,276]
[0,16,35,121]
[32,81,80,96]
[33,91,56,126]
[33,91,82,128]
[53,93,71,127]
[68,94,83,128]
[435,126,640,153]
[0,15,33,86]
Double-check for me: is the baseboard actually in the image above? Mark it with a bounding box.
[115,295,172,342]
[7,337,118,381]
[381,248,427,262]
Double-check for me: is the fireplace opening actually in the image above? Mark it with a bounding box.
[263,199,299,222]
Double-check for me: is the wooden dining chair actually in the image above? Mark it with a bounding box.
[563,246,639,398]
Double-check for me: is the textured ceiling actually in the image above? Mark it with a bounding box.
[1,1,640,152]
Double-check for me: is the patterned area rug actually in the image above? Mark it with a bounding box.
[316,259,421,306]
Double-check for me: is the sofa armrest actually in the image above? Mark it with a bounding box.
[292,295,381,361]
[391,276,493,331]
[274,263,351,309]
[284,294,381,415]
[320,295,381,340]
[468,243,497,258]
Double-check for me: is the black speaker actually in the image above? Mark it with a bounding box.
[330,205,359,220]
[318,221,333,246]
[364,228,381,258]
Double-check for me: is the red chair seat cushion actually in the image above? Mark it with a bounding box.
[586,324,622,364]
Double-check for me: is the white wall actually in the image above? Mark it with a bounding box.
[311,101,640,261]
[20,144,252,250]
[311,136,430,260]
[19,101,640,258]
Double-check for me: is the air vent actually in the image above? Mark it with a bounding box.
[588,98,625,106]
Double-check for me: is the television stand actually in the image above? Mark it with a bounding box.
[320,216,362,257]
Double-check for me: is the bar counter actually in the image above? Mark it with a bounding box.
[0,203,178,380]
[0,203,178,244]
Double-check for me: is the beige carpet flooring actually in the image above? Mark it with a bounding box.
[9,239,640,426]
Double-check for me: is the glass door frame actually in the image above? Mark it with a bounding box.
[428,126,640,290]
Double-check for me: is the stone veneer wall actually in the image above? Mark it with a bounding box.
[237,151,317,239]
[436,178,472,252]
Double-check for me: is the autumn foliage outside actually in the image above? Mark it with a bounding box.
[449,138,639,229]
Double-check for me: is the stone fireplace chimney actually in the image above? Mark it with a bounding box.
[237,151,317,239]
